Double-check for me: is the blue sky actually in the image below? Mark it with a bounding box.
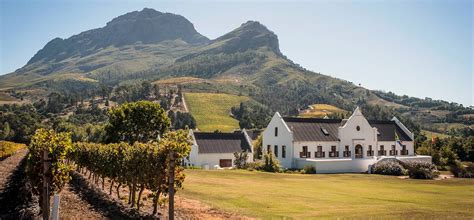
[1,0,472,106]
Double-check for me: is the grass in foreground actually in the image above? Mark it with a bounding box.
[179,169,474,219]
[299,104,347,118]
[183,92,248,132]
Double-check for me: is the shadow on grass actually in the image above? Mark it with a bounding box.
[69,172,147,220]
[0,156,39,219]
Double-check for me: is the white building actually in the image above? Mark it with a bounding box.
[262,107,431,173]
[185,130,253,169]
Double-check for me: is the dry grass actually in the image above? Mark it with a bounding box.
[180,169,474,219]
[299,104,347,118]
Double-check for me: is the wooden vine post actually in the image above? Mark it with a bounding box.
[168,151,175,220]
[42,149,51,220]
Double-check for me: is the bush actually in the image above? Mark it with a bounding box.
[404,161,439,179]
[302,165,316,174]
[450,161,474,178]
[246,161,263,171]
[371,160,405,176]
[233,151,249,169]
[257,152,281,172]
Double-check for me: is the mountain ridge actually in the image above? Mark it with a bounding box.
[0,8,471,135]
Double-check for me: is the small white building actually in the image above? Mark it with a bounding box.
[262,107,431,173]
[185,130,253,169]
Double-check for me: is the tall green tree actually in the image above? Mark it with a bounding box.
[105,101,170,143]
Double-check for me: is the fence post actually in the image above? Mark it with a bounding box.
[168,151,175,220]
[51,193,60,220]
[42,149,50,220]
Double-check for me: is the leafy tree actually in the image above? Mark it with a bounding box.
[105,101,170,143]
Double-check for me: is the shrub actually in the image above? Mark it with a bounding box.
[371,160,405,176]
[404,161,439,179]
[302,165,316,174]
[450,161,474,178]
[233,151,249,169]
[257,152,281,172]
[246,161,263,171]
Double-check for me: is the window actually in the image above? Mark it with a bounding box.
[378,145,386,156]
[367,145,374,156]
[300,146,309,158]
[274,145,278,157]
[316,146,324,158]
[390,145,397,156]
[401,145,408,155]
[344,145,351,157]
[356,126,360,131]
[330,146,338,157]
[282,145,286,158]
[321,127,329,136]
[274,127,278,137]
[267,145,271,153]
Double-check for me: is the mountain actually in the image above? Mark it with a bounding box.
[0,8,471,135]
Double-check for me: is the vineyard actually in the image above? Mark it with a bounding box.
[0,101,221,219]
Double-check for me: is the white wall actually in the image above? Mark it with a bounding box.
[338,107,378,159]
[262,112,294,168]
[295,158,376,173]
[196,153,235,169]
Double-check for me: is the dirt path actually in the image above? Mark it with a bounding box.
[59,181,108,219]
[0,149,28,191]
[0,149,39,219]
[74,170,253,219]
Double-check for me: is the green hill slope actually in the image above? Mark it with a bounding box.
[184,92,249,132]
[0,8,471,135]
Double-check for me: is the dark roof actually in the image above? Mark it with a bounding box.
[368,120,412,141]
[283,117,412,142]
[193,132,252,154]
[283,117,342,142]
[233,130,262,140]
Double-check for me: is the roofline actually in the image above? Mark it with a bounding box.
[391,117,414,140]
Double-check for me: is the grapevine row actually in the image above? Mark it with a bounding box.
[71,130,191,214]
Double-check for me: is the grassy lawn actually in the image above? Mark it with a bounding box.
[183,92,249,132]
[179,170,474,219]
[299,104,347,118]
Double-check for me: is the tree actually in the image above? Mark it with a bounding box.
[233,151,249,169]
[105,101,170,143]
[253,134,263,159]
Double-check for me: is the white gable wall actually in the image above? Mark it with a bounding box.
[262,112,294,168]
[338,107,378,159]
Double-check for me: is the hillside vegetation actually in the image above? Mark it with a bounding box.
[0,8,472,137]
[184,93,248,132]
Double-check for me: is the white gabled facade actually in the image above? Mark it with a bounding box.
[262,107,431,173]
[185,130,253,169]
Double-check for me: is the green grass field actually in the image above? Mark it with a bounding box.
[183,92,249,132]
[179,170,474,219]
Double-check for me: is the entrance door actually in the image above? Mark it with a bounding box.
[219,159,232,167]
[355,145,363,158]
